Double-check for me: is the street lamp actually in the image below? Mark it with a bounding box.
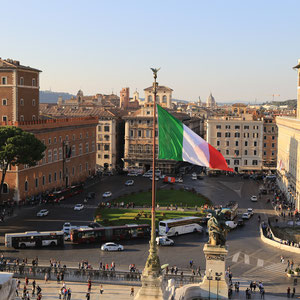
[215,272,222,300]
[207,269,213,300]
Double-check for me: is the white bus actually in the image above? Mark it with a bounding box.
[5,231,65,249]
[159,217,203,237]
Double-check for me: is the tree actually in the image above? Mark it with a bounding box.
[0,126,46,199]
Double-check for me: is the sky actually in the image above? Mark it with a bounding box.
[1,0,300,103]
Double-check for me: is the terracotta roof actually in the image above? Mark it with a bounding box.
[232,103,247,107]
[143,85,173,92]
[0,58,41,72]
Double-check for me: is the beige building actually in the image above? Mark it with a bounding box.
[144,85,172,108]
[207,115,264,172]
[276,59,300,211]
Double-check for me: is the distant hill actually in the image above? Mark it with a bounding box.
[262,99,297,109]
[40,90,74,103]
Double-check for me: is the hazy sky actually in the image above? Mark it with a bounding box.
[1,0,300,103]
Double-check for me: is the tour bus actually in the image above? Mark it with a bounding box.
[222,201,238,220]
[5,231,65,249]
[159,217,203,237]
[71,224,150,244]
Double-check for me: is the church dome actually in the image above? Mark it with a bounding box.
[206,93,216,107]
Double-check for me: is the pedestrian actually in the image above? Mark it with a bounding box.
[189,260,193,268]
[88,278,92,291]
[37,285,42,295]
[58,288,62,299]
[130,287,134,296]
[260,288,265,299]
[57,273,60,283]
[85,292,90,300]
[44,273,48,284]
[25,276,29,286]
[100,285,104,295]
[32,284,35,297]
[292,287,296,298]
[287,287,291,298]
[67,288,71,300]
[15,287,18,297]
[26,290,30,300]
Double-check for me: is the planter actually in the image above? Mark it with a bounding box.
[287,273,294,278]
[294,272,300,276]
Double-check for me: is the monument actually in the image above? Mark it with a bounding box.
[174,210,229,300]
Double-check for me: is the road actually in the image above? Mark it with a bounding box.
[0,174,298,288]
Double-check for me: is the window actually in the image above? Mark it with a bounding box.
[217,141,220,146]
[235,141,239,146]
[225,125,231,129]
[272,143,275,148]
[86,162,88,171]
[226,150,229,155]
[272,126,274,132]
[80,133,82,139]
[35,178,38,188]
[42,176,45,185]
[48,150,52,163]
[79,144,82,155]
[235,125,240,129]
[1,77,7,85]
[264,143,266,148]
[20,99,24,106]
[216,125,221,129]
[254,150,257,155]
[72,167,75,176]
[225,132,230,138]
[217,132,221,137]
[85,142,89,153]
[272,151,275,156]
[53,149,58,161]
[226,159,230,165]
[104,154,109,159]
[104,144,110,151]
[245,141,248,146]
[48,138,51,145]
[2,99,7,106]
[235,150,239,156]
[244,125,249,130]
[48,174,52,183]
[98,125,101,132]
[272,136,275,140]
[162,95,167,103]
[59,147,62,160]
[263,151,266,156]
[234,160,239,165]
[79,165,82,172]
[130,130,134,137]
[264,136,266,140]
[24,181,28,192]
[244,150,248,155]
[32,99,36,106]
[104,126,109,132]
[59,171,62,180]
[138,130,142,137]
[20,77,24,85]
[235,132,240,138]
[244,160,248,165]
[254,141,257,146]
[32,78,36,86]
[252,160,258,165]
[1,183,8,194]
[72,145,76,156]
[226,141,230,146]
[264,126,266,132]
[86,132,89,138]
[2,116,7,122]
[92,141,95,152]
[66,135,69,141]
[146,130,150,138]
[148,95,152,102]
[20,115,24,121]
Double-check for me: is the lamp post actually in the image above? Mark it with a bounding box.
[207,269,213,300]
[215,272,222,300]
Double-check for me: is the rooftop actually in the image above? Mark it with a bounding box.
[0,58,42,72]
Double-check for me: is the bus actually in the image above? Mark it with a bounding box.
[71,224,150,244]
[159,217,203,237]
[222,201,238,220]
[5,231,65,249]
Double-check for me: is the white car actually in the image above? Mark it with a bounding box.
[225,221,237,229]
[250,195,257,202]
[192,173,197,180]
[242,212,251,219]
[101,242,124,251]
[103,191,112,198]
[175,177,183,183]
[247,208,254,216]
[37,209,49,217]
[74,204,84,211]
[156,236,174,246]
[143,172,152,178]
[125,180,134,186]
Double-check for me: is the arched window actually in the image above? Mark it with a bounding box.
[155,95,159,102]
[148,95,152,102]
[24,181,28,192]
[2,183,8,194]
[138,145,142,153]
[162,95,167,103]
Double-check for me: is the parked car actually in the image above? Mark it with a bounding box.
[128,172,139,177]
[156,236,174,246]
[37,209,49,217]
[237,218,245,227]
[250,195,257,202]
[101,242,124,251]
[247,208,254,216]
[103,191,112,198]
[242,212,251,219]
[125,180,134,186]
[74,204,84,211]
[225,221,237,229]
[175,177,183,183]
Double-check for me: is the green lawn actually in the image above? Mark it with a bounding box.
[94,208,205,226]
[112,189,210,207]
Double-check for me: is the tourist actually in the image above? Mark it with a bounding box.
[130,287,134,296]
[88,278,92,291]
[67,288,71,300]
[44,273,49,283]
[85,292,90,300]
[287,287,291,298]
[100,284,104,294]
[260,288,265,299]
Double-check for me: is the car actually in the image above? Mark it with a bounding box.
[143,172,153,178]
[192,173,197,180]
[127,172,139,176]
[250,195,257,202]
[101,242,124,251]
[102,191,112,198]
[87,192,96,199]
[74,204,84,211]
[37,209,49,217]
[237,219,244,227]
[125,180,134,186]
[156,236,174,246]
[242,212,251,219]
[175,177,183,183]
[225,221,237,229]
[247,208,254,216]
[103,171,113,176]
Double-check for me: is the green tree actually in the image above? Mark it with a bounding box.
[0,126,46,198]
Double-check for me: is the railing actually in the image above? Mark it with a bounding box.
[0,264,201,287]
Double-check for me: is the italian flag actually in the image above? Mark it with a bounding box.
[157,105,233,172]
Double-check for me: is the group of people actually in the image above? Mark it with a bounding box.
[16,278,42,300]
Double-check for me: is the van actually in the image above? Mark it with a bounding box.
[156,236,174,246]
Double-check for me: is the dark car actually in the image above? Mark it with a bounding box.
[87,192,96,199]
[237,219,244,227]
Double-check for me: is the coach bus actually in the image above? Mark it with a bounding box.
[222,201,238,220]
[159,217,203,237]
[5,231,65,249]
[71,224,150,244]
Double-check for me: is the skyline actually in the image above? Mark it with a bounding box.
[1,0,300,102]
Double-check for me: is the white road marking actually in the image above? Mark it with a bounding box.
[244,254,250,264]
[263,263,286,273]
[257,259,264,267]
[232,252,240,263]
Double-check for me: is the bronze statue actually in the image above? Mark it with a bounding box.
[207,209,229,247]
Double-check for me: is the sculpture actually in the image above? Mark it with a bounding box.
[207,209,229,247]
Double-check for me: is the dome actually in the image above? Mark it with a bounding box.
[206,93,216,107]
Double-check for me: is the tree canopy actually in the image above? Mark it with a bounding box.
[0,126,46,196]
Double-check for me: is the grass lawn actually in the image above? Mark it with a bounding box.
[94,208,205,226]
[113,189,210,207]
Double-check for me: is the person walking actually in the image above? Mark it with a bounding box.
[44,273,49,284]
[85,292,90,300]
[260,288,265,299]
[67,288,71,300]
[87,278,92,292]
[287,287,291,298]
[100,285,104,295]
[130,287,134,296]
[292,287,296,298]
